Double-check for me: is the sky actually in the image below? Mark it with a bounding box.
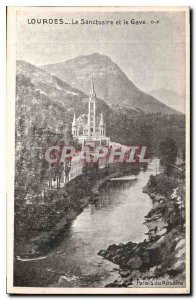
[16,9,186,96]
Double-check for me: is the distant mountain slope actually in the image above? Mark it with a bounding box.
[148,89,185,113]
[16,60,185,150]
[16,60,112,133]
[16,60,141,141]
[15,60,185,186]
[42,53,179,114]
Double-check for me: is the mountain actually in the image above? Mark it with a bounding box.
[15,59,185,195]
[41,53,179,114]
[16,60,114,134]
[148,89,185,113]
[16,60,185,149]
[16,60,141,143]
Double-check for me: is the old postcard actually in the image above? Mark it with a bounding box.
[7,6,190,294]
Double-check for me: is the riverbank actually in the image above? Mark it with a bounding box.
[14,175,94,259]
[14,162,142,260]
[98,171,186,287]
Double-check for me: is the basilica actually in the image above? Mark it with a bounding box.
[71,79,110,147]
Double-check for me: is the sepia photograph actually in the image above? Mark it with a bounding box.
[6,6,190,294]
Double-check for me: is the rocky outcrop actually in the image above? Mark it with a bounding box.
[98,173,186,287]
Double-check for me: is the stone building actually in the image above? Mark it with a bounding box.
[71,79,110,147]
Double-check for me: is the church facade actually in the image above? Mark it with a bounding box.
[71,80,110,146]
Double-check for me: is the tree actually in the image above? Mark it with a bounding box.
[159,138,178,176]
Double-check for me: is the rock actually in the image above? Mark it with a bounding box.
[120,270,131,278]
[99,172,186,288]
[112,254,122,264]
[126,256,143,269]
[107,244,118,251]
[97,249,106,256]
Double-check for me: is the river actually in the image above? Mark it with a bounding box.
[15,160,158,287]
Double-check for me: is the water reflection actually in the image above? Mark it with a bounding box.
[15,163,157,288]
[93,178,138,211]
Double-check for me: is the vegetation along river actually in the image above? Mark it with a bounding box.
[15,161,158,287]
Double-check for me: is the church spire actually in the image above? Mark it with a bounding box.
[72,113,76,126]
[88,77,96,136]
[99,112,104,126]
[89,76,96,98]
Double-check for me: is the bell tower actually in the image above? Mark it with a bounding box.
[88,78,96,137]
[99,112,106,137]
[72,113,78,137]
